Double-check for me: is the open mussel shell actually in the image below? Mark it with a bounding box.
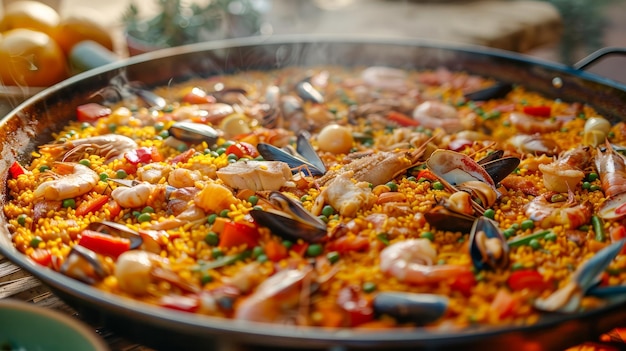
[60,245,107,284]
[480,156,520,184]
[468,216,510,271]
[463,82,513,101]
[373,292,449,325]
[86,220,143,250]
[249,191,327,243]
[423,205,476,233]
[257,132,326,176]
[168,121,220,146]
[296,80,324,104]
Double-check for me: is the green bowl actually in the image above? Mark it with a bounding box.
[0,299,109,351]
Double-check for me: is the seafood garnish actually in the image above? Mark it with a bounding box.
[86,221,143,250]
[469,217,510,271]
[595,141,626,219]
[373,292,449,325]
[312,171,376,217]
[39,134,138,163]
[216,160,292,191]
[463,82,512,101]
[60,245,107,284]
[250,191,327,243]
[534,238,626,313]
[257,133,326,176]
[168,121,220,145]
[525,190,592,229]
[33,162,99,201]
[507,134,559,156]
[424,203,477,233]
[539,145,591,193]
[296,79,324,104]
[479,156,520,185]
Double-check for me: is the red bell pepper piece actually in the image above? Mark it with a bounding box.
[225,142,259,159]
[125,146,161,165]
[78,230,131,258]
[76,103,111,123]
[610,225,626,254]
[450,270,476,297]
[337,285,374,327]
[522,105,551,117]
[490,288,517,319]
[9,161,26,178]
[386,111,420,127]
[264,240,288,262]
[218,221,260,249]
[75,195,109,216]
[507,269,549,291]
[290,242,309,257]
[29,248,52,267]
[327,235,370,254]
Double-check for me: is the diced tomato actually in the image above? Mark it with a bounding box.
[115,162,137,176]
[386,111,420,127]
[218,221,260,249]
[507,269,549,291]
[159,294,200,313]
[78,230,131,258]
[8,161,26,178]
[29,248,52,267]
[327,235,370,254]
[225,142,259,159]
[522,105,551,117]
[125,146,162,165]
[75,195,109,216]
[264,240,288,262]
[182,87,216,104]
[610,225,626,254]
[169,148,195,164]
[106,199,122,219]
[450,270,476,297]
[76,103,111,123]
[290,242,309,257]
[337,285,374,327]
[490,289,517,319]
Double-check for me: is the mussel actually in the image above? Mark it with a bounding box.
[373,292,449,325]
[534,238,626,313]
[86,220,143,250]
[249,191,327,243]
[463,82,513,101]
[60,245,107,284]
[168,121,220,146]
[296,80,324,104]
[257,132,326,176]
[479,157,520,185]
[468,217,510,271]
[423,204,476,233]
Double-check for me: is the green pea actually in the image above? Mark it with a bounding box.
[115,169,128,179]
[282,240,293,249]
[503,228,515,239]
[17,214,27,226]
[420,231,434,241]
[248,195,259,206]
[306,243,323,257]
[132,210,141,218]
[432,181,444,190]
[200,273,213,285]
[590,185,601,192]
[550,193,567,203]
[99,173,109,181]
[317,214,329,223]
[587,172,599,182]
[30,236,42,248]
[80,122,91,130]
[407,176,417,182]
[256,254,268,263]
[362,282,377,293]
[521,219,535,231]
[252,246,264,258]
[529,238,541,250]
[159,130,169,139]
[212,248,224,258]
[483,209,495,219]
[221,140,235,148]
[215,147,227,155]
[137,212,152,223]
[39,165,50,173]
[207,213,218,225]
[108,123,117,132]
[227,153,239,161]
[219,209,230,218]
[154,122,165,132]
[385,181,398,192]
[177,144,188,152]
[142,206,154,213]
[510,262,525,271]
[544,232,557,241]
[62,199,76,209]
[327,251,340,264]
[300,195,311,202]
[79,159,91,167]
[321,205,335,218]
[204,232,219,246]
[582,181,591,190]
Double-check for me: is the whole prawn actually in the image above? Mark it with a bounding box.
[40,134,138,163]
[33,162,99,201]
[380,239,471,285]
[525,191,593,229]
[595,142,626,219]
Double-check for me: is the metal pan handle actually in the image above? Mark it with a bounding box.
[573,47,626,85]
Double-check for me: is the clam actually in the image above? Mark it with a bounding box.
[168,121,220,145]
[463,82,512,101]
[257,132,326,176]
[373,292,449,325]
[534,238,626,313]
[249,191,327,243]
[469,217,510,271]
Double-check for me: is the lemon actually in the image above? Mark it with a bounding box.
[53,11,114,55]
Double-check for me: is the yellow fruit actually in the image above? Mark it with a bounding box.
[53,11,114,55]
[0,28,68,87]
[0,1,60,36]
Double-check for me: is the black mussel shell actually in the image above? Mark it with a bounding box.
[373,292,448,325]
[168,121,219,145]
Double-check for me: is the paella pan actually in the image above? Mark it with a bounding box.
[1,36,626,350]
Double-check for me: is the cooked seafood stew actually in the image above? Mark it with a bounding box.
[5,64,626,330]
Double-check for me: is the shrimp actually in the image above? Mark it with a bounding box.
[412,101,470,133]
[168,168,202,188]
[111,182,154,208]
[39,134,138,163]
[312,171,376,217]
[539,145,592,192]
[379,239,471,285]
[234,268,313,324]
[509,112,562,134]
[525,191,593,229]
[595,142,626,219]
[33,162,99,201]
